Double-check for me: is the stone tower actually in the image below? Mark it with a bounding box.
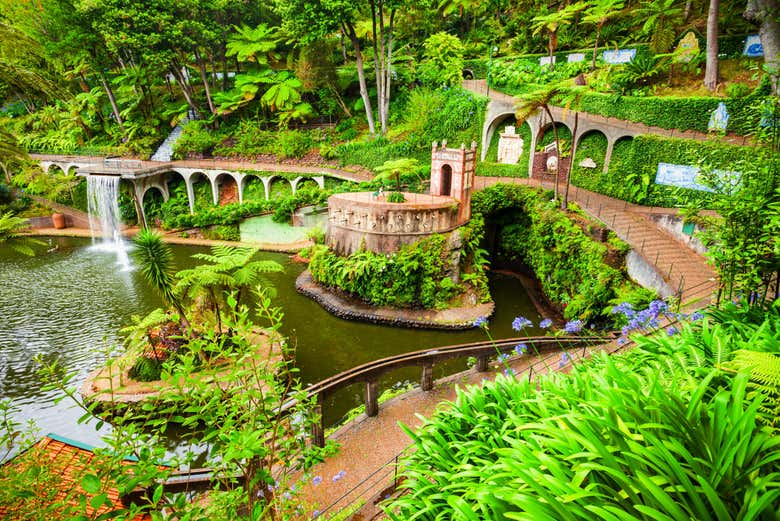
[430,140,477,225]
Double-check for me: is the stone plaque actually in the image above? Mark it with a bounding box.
[602,49,636,64]
[567,53,585,63]
[674,32,699,63]
[540,55,556,67]
[497,126,524,164]
[743,34,763,57]
[708,102,729,132]
[579,157,597,168]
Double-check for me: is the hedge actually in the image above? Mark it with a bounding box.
[590,134,771,207]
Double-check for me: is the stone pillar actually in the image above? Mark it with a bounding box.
[603,137,616,174]
[184,175,196,214]
[421,364,434,391]
[475,355,489,372]
[210,176,219,206]
[365,380,379,417]
[261,177,272,201]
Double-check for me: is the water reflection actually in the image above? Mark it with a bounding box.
[0,237,542,446]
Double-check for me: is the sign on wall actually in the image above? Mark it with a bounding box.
[655,163,741,192]
[567,53,585,63]
[539,56,556,66]
[602,48,636,64]
[743,34,763,57]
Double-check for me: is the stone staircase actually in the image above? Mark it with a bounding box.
[150,110,196,162]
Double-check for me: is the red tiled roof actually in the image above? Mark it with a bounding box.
[0,434,152,520]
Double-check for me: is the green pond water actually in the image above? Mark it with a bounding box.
[0,236,542,448]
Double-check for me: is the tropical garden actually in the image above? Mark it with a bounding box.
[0,0,779,519]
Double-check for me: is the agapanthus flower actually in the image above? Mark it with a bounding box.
[514,343,528,355]
[512,316,533,331]
[564,320,583,334]
[474,316,488,328]
[539,318,553,329]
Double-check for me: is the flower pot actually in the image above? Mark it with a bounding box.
[51,213,67,229]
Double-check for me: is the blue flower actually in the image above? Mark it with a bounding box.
[504,368,517,377]
[539,318,553,329]
[558,352,570,368]
[666,326,679,336]
[611,302,635,318]
[648,299,668,316]
[312,476,322,486]
[332,470,346,483]
[617,336,628,345]
[474,316,488,328]
[512,316,533,331]
[312,510,321,519]
[514,343,528,355]
[497,353,510,362]
[283,492,292,500]
[564,320,583,334]
[690,311,704,322]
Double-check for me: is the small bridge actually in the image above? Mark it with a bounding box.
[31,154,372,225]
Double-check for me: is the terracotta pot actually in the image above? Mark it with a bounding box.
[51,213,67,229]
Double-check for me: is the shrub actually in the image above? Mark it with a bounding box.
[171,121,218,159]
[386,191,406,203]
[128,356,163,382]
[418,32,466,88]
[275,130,312,159]
[473,183,651,322]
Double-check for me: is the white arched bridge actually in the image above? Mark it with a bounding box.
[32,155,371,225]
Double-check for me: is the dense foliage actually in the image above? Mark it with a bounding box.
[473,183,654,321]
[308,224,489,310]
[575,134,769,207]
[387,301,780,520]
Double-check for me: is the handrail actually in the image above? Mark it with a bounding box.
[297,334,613,447]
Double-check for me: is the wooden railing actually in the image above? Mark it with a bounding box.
[301,334,612,447]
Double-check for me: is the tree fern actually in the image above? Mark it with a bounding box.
[723,350,780,430]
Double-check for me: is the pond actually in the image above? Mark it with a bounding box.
[0,236,543,447]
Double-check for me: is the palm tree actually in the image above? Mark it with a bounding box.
[175,246,283,333]
[531,2,589,70]
[515,82,585,209]
[0,212,44,256]
[583,0,625,71]
[132,229,190,331]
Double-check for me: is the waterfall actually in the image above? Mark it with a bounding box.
[86,175,132,270]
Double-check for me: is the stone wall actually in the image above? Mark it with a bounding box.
[326,192,461,256]
[532,152,571,182]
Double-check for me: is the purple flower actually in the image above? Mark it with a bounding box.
[617,336,628,345]
[312,510,321,519]
[539,318,553,329]
[512,316,533,331]
[564,320,583,334]
[283,492,292,500]
[312,476,322,486]
[666,326,679,336]
[497,353,510,362]
[514,343,528,355]
[558,352,570,368]
[611,302,635,318]
[648,300,668,316]
[690,311,704,322]
[474,316,488,328]
[332,470,346,483]
[504,368,517,377]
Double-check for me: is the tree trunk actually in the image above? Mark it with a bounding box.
[383,10,395,131]
[195,47,216,116]
[169,61,200,117]
[344,22,376,134]
[704,0,720,91]
[591,25,602,71]
[543,105,561,201]
[99,72,126,138]
[370,0,384,134]
[563,111,579,210]
[745,0,780,95]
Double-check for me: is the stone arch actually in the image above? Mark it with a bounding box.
[241,173,266,202]
[163,170,188,205]
[188,171,213,208]
[213,172,240,206]
[572,129,609,171]
[605,135,635,174]
[267,176,290,200]
[293,177,322,194]
[462,68,475,79]
[482,111,515,161]
[438,164,453,196]
[141,185,167,226]
[484,114,517,162]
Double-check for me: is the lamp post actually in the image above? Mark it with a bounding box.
[486,45,498,98]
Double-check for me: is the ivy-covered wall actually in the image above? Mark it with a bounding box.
[472,183,654,322]
[574,134,769,207]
